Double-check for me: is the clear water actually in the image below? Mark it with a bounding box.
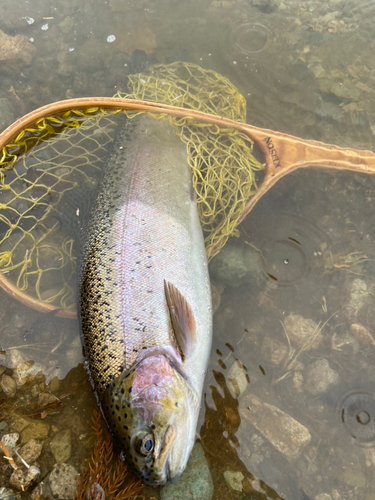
[1,1,375,499]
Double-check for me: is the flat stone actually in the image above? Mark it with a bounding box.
[50,429,72,463]
[240,394,311,458]
[19,439,43,465]
[160,443,213,500]
[304,359,340,395]
[49,463,80,500]
[0,29,36,75]
[0,374,17,398]
[21,422,50,443]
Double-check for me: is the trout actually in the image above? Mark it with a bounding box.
[79,114,212,485]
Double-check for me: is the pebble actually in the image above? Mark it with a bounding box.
[50,429,72,463]
[21,421,50,443]
[0,29,36,74]
[227,360,249,398]
[304,359,340,395]
[224,470,244,492]
[315,494,332,500]
[10,466,40,492]
[19,439,43,465]
[283,314,322,350]
[0,365,6,377]
[49,463,80,500]
[0,374,17,398]
[160,443,213,500]
[240,394,311,458]
[1,432,19,450]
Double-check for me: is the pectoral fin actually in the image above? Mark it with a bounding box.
[164,280,196,360]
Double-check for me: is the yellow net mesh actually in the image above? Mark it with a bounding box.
[0,62,263,311]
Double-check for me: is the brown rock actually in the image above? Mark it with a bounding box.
[0,29,37,74]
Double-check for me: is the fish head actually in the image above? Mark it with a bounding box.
[102,353,199,485]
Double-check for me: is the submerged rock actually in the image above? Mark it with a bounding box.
[0,374,17,398]
[261,337,288,367]
[240,394,311,458]
[19,439,43,466]
[49,463,79,500]
[350,324,375,346]
[12,360,44,388]
[209,239,260,287]
[283,314,322,350]
[10,466,40,492]
[1,433,19,451]
[21,421,50,443]
[227,360,249,398]
[224,470,244,492]
[0,487,21,500]
[50,429,72,463]
[0,29,36,74]
[345,279,369,318]
[304,359,340,395]
[160,442,213,500]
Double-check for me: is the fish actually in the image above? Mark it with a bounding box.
[79,114,212,485]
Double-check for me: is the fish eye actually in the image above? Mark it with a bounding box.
[132,431,154,458]
[141,435,154,454]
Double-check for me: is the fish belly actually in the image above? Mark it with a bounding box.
[79,114,212,401]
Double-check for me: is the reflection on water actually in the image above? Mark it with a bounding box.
[1,0,375,499]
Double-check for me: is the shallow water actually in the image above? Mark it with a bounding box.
[1,0,375,499]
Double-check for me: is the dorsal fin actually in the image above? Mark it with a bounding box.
[164,280,196,360]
